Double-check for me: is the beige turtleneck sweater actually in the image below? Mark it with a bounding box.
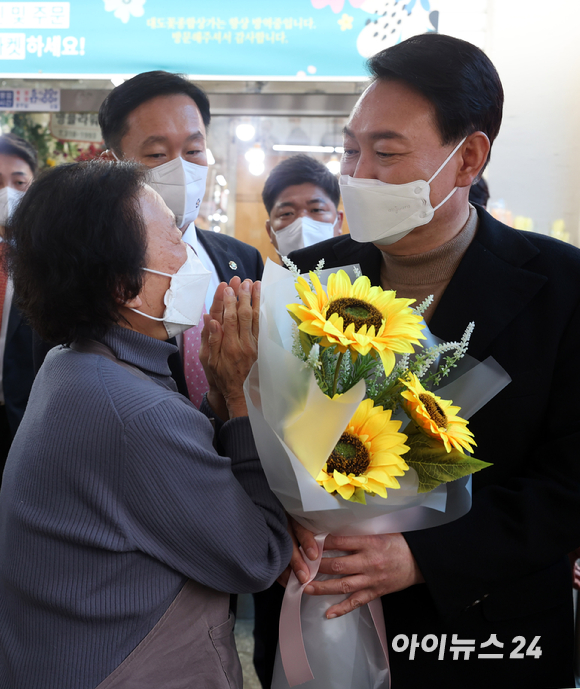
[379,205,479,324]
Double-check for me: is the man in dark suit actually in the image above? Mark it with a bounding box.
[97,72,263,402]
[0,134,36,471]
[285,34,580,688]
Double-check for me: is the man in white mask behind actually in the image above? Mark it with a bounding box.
[0,133,36,473]
[262,154,343,260]
[98,71,264,407]
[283,34,580,689]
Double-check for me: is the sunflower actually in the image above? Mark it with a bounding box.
[287,270,425,376]
[316,398,410,501]
[400,372,476,454]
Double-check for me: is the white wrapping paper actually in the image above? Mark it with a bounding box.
[244,259,512,689]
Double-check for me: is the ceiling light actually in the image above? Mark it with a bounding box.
[248,161,265,176]
[326,159,341,175]
[216,174,227,186]
[206,148,215,165]
[245,145,265,164]
[236,123,256,141]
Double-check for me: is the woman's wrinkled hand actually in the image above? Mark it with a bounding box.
[199,278,260,419]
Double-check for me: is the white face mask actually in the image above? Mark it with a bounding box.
[109,151,207,229]
[339,137,466,246]
[0,187,25,226]
[272,216,337,256]
[129,244,212,339]
[132,156,207,229]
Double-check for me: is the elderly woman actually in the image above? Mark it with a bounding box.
[0,160,291,689]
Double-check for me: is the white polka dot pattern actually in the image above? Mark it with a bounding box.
[183,306,209,408]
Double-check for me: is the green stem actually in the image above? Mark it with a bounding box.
[374,380,403,408]
[332,351,345,398]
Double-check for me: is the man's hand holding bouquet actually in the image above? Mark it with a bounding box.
[243,259,510,689]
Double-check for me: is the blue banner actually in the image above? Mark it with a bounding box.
[0,0,438,78]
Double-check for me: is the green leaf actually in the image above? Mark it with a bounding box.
[287,310,303,327]
[346,487,367,505]
[298,330,314,357]
[404,422,492,493]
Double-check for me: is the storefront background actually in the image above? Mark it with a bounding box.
[0,0,578,254]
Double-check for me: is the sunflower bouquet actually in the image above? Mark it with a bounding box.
[286,263,490,505]
[243,259,510,689]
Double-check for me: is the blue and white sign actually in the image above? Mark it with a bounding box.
[0,86,60,109]
[0,0,440,78]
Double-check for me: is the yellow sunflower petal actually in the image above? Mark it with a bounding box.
[370,451,410,468]
[349,397,373,425]
[335,482,355,500]
[309,273,329,310]
[327,270,353,300]
[287,269,425,365]
[367,482,388,498]
[400,372,476,454]
[333,470,352,486]
[322,476,340,494]
[303,290,323,311]
[351,275,372,301]
[320,398,409,502]
[377,348,396,377]
[294,276,313,303]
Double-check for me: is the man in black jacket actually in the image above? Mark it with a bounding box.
[0,134,36,471]
[286,34,580,688]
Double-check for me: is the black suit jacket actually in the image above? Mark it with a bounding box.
[196,228,264,283]
[168,229,264,396]
[288,206,580,688]
[3,302,34,436]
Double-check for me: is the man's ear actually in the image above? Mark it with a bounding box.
[265,218,275,246]
[334,210,344,236]
[455,132,490,189]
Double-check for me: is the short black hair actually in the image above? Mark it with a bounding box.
[98,70,211,153]
[0,133,38,174]
[262,154,340,215]
[5,160,147,344]
[368,34,503,165]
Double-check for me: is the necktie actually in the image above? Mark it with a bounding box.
[183,306,209,408]
[0,244,8,325]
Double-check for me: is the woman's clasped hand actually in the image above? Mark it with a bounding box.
[200,277,260,420]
